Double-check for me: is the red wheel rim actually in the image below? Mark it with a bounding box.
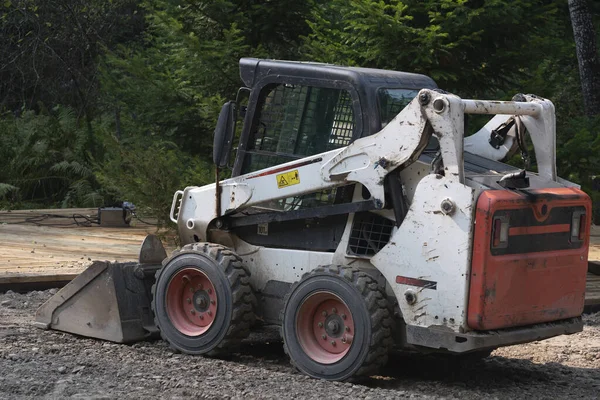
[166,268,218,336]
[296,291,355,364]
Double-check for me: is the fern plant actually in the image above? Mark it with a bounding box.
[0,107,103,209]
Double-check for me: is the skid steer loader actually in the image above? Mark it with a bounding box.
[35,58,592,381]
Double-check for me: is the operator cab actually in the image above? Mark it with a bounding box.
[210,58,438,253]
[230,58,438,177]
[216,58,546,193]
[210,59,544,255]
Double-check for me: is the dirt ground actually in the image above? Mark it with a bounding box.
[0,290,599,399]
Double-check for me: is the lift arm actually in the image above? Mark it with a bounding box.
[174,89,557,240]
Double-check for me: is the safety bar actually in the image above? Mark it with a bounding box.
[462,99,541,116]
[170,190,184,223]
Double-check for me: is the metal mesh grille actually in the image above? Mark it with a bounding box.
[327,90,354,150]
[251,84,308,154]
[347,213,394,256]
[382,98,405,123]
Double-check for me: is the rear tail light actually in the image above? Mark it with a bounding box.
[571,211,586,241]
[492,216,509,248]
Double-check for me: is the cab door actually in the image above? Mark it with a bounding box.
[230,80,362,251]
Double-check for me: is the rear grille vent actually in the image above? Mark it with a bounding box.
[347,213,394,256]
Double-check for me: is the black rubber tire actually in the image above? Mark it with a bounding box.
[152,243,256,356]
[281,265,393,381]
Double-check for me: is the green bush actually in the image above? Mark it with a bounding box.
[95,133,212,227]
[0,107,102,209]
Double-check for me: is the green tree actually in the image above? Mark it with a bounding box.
[99,0,315,158]
[0,0,143,117]
[302,0,564,96]
[568,0,600,117]
[1,0,599,216]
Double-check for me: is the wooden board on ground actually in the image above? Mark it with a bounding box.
[0,208,170,288]
[586,272,600,306]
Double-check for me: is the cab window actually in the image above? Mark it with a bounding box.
[242,84,356,174]
[377,88,419,127]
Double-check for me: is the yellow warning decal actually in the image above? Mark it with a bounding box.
[276,169,300,189]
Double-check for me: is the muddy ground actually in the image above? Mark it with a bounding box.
[0,290,599,399]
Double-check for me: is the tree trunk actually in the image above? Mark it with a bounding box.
[115,107,122,141]
[568,0,600,117]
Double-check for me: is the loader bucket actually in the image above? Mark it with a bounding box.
[34,235,166,343]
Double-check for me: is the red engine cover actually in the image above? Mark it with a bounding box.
[468,187,591,330]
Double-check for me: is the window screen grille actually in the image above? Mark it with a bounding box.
[347,212,394,256]
[327,91,354,150]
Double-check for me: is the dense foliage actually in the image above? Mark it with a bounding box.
[0,0,598,223]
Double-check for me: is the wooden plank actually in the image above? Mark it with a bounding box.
[0,273,80,284]
[0,208,158,226]
[585,271,600,306]
[0,208,100,226]
[0,208,169,287]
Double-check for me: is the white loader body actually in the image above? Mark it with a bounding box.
[171,90,582,351]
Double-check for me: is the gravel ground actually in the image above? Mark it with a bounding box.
[0,290,599,399]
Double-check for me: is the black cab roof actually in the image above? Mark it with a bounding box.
[239,58,437,91]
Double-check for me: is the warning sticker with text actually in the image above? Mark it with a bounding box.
[276,169,300,189]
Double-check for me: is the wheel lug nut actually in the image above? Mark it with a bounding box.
[330,340,336,346]
[332,308,337,314]
[208,310,212,316]
[190,309,195,315]
[198,284,203,290]
[189,288,194,293]
[318,322,323,328]
[321,311,327,317]
[342,337,347,344]
[210,300,216,305]
[341,314,346,320]
[187,298,191,304]
[199,315,204,320]
[322,334,327,340]
[345,326,350,332]
[207,288,212,294]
